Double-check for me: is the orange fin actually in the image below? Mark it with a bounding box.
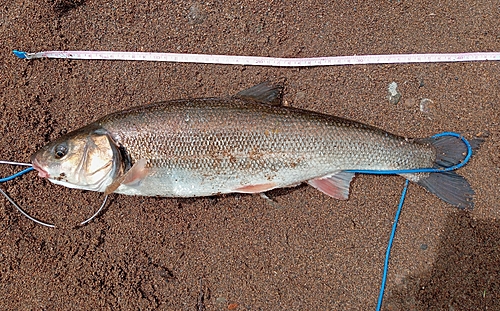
[104,159,149,195]
[122,159,149,185]
[234,182,277,193]
[308,172,355,200]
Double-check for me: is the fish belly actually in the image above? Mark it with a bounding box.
[114,157,336,197]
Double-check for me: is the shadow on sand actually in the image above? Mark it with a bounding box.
[385,211,500,310]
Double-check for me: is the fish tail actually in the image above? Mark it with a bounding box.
[414,135,483,210]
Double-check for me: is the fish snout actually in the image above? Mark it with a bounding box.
[31,157,50,178]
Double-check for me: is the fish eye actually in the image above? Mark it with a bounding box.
[54,143,68,159]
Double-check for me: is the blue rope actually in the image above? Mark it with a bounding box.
[358,131,472,311]
[0,166,34,183]
[376,179,409,311]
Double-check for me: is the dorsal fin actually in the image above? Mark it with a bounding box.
[234,82,283,105]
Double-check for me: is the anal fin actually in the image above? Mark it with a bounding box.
[308,171,355,200]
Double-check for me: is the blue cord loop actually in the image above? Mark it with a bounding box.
[348,132,472,174]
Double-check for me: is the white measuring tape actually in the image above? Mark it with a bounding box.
[13,50,500,66]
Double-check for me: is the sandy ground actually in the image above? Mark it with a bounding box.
[1,1,499,310]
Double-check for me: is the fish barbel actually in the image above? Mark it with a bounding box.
[31,83,480,209]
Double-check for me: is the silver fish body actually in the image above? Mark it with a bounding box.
[101,99,432,195]
[31,83,479,209]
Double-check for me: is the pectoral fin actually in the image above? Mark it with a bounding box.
[104,159,149,195]
[308,171,355,200]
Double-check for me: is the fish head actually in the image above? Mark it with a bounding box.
[30,125,120,192]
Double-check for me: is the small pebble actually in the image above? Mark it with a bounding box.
[187,4,206,25]
[403,97,417,108]
[420,243,428,250]
[419,98,435,114]
[387,82,402,105]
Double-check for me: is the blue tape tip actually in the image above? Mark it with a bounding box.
[13,50,27,59]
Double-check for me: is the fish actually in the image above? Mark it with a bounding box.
[30,82,481,209]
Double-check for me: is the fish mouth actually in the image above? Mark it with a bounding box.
[32,158,49,178]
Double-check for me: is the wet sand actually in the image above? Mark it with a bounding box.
[0,1,499,310]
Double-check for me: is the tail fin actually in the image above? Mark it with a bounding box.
[415,135,483,210]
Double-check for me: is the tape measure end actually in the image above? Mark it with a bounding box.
[13,50,28,59]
